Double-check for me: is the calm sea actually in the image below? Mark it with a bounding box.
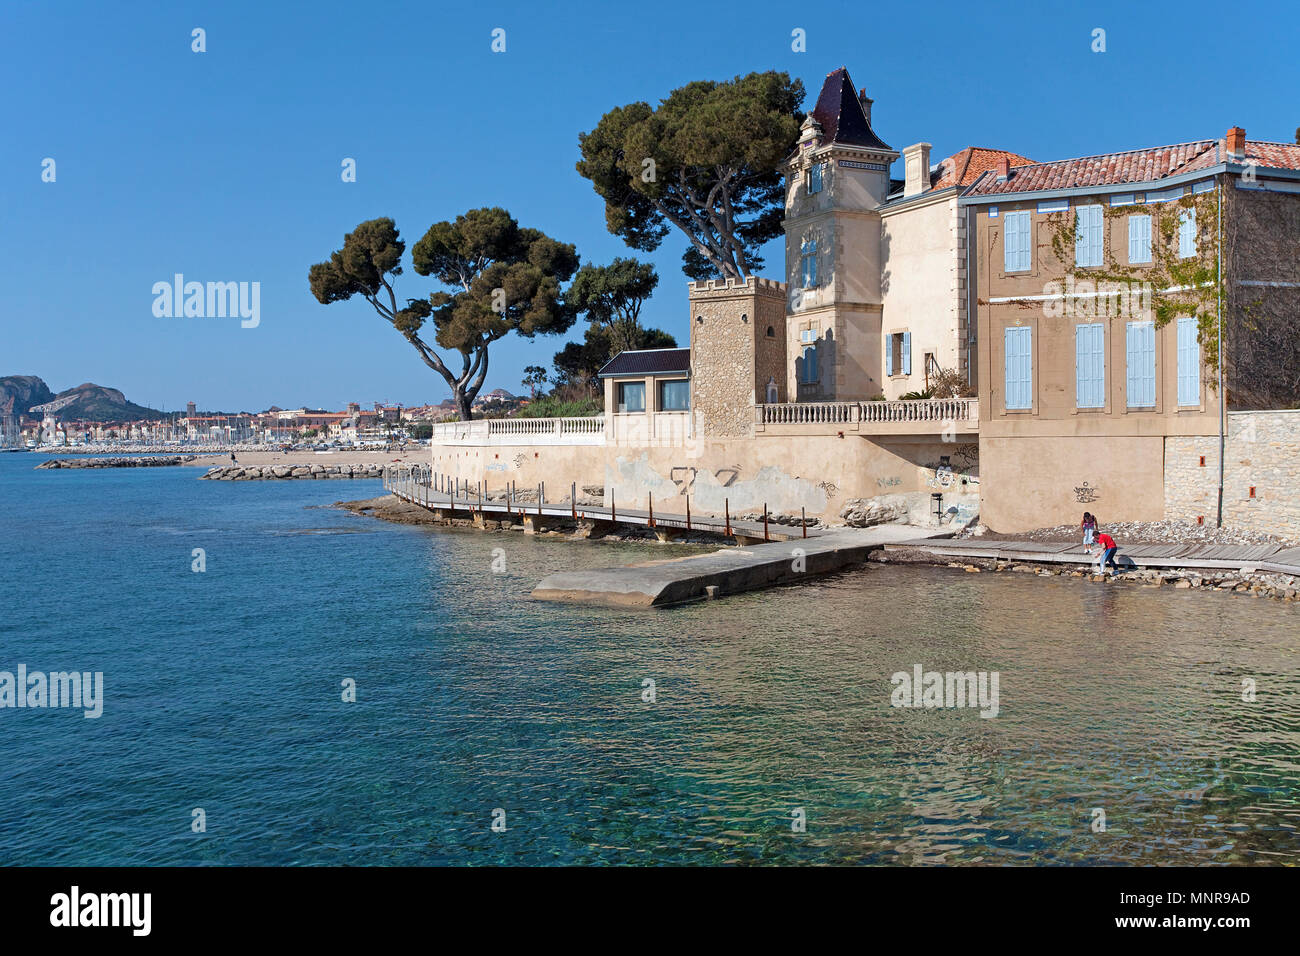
[1,453,1296,865]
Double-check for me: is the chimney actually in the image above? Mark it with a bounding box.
[903,142,933,198]
[858,88,873,125]
[995,156,1011,182]
[1226,126,1246,161]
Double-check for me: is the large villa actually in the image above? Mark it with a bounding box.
[429,66,1300,538]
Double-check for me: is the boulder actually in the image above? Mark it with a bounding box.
[839,495,909,528]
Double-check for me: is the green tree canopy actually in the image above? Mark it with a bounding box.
[308,210,579,419]
[552,325,677,394]
[577,71,804,280]
[566,257,659,355]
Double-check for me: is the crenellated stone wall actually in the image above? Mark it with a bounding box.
[688,277,788,438]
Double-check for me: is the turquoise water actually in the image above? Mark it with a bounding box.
[1,453,1297,865]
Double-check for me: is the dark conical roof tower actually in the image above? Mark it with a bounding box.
[809,66,891,151]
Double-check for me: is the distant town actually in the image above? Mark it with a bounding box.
[0,374,526,449]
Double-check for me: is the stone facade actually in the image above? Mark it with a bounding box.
[688,277,787,438]
[1165,410,1300,540]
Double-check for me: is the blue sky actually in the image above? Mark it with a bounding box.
[2,0,1295,412]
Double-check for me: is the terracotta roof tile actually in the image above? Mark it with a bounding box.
[931,147,1037,190]
[966,140,1223,195]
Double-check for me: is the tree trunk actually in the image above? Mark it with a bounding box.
[455,389,474,421]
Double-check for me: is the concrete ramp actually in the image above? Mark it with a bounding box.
[532,526,940,607]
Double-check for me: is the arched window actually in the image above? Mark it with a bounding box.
[766,377,779,403]
[765,325,775,337]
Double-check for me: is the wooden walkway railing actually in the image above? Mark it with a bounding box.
[382,465,818,542]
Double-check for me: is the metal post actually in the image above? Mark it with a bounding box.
[725,498,731,537]
[537,483,542,516]
[763,503,770,541]
[802,507,807,539]
[611,492,616,523]
[648,495,654,528]
[571,482,577,520]
[686,495,691,531]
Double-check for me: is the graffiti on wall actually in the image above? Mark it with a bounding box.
[1074,482,1099,503]
[669,464,741,495]
[923,455,978,491]
[817,480,839,499]
[876,476,902,488]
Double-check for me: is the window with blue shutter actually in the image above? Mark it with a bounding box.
[901,332,912,375]
[801,344,819,383]
[1128,215,1151,264]
[1075,205,1104,267]
[1075,323,1105,408]
[808,163,824,195]
[1003,211,1031,272]
[800,239,817,287]
[1004,326,1033,410]
[1177,316,1200,406]
[1178,209,1197,258]
[885,336,894,376]
[1126,321,1156,407]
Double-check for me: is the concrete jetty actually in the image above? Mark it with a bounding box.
[532,525,942,607]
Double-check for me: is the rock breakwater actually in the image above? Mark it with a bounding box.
[200,463,385,480]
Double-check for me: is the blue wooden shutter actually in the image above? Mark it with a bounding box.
[1178,209,1197,258]
[1075,323,1105,408]
[1126,321,1155,407]
[1005,326,1032,409]
[1177,316,1200,406]
[885,335,894,376]
[1128,215,1151,263]
[1076,206,1103,267]
[1005,212,1028,272]
[901,332,912,375]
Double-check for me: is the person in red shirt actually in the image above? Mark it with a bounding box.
[1095,531,1119,575]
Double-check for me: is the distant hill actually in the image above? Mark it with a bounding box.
[0,375,55,418]
[50,382,165,421]
[0,375,165,421]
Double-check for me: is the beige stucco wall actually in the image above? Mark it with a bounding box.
[880,192,964,398]
[1165,410,1300,539]
[979,434,1165,531]
[431,432,977,525]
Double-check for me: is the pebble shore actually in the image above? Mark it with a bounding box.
[875,547,1300,602]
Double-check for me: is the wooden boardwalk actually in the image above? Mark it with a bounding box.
[886,537,1300,575]
[383,471,818,543]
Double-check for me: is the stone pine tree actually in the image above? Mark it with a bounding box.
[577,71,804,281]
[308,210,579,420]
[552,326,677,395]
[565,257,660,356]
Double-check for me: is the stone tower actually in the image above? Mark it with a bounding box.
[688,277,788,438]
[783,67,898,401]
